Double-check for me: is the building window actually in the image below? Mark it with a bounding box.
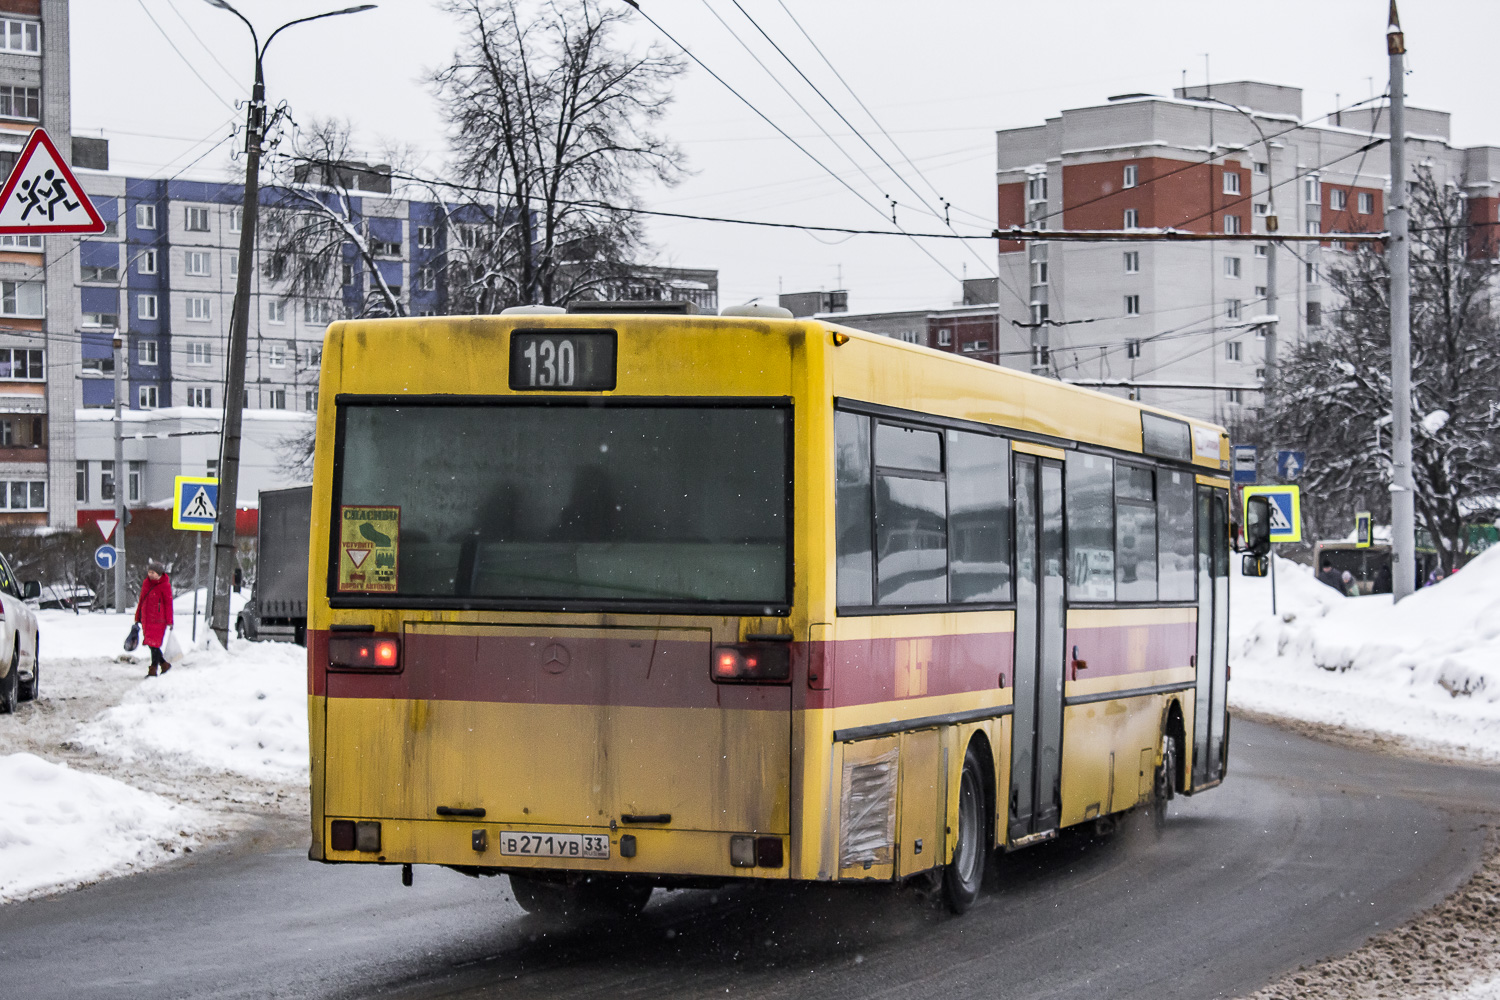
[1253,202,1269,216]
[1254,244,1267,257]
[342,263,355,286]
[0,18,41,54]
[1224,256,1241,278]
[81,263,118,283]
[1226,298,1242,320]
[0,234,41,250]
[1123,164,1138,189]
[228,253,238,278]
[82,312,117,330]
[1256,368,1266,380]
[1225,341,1242,362]
[0,280,44,318]
[268,343,286,368]
[138,339,158,365]
[136,204,156,229]
[1226,389,1243,405]
[185,297,211,321]
[0,348,43,380]
[897,331,921,344]
[138,249,158,274]
[415,265,436,291]
[185,250,211,276]
[1031,303,1049,325]
[1358,191,1375,214]
[1031,261,1048,285]
[128,461,144,502]
[1124,250,1140,274]
[1223,171,1241,195]
[267,300,286,324]
[372,240,401,258]
[0,86,40,120]
[76,461,87,503]
[1032,345,1050,367]
[101,461,114,501]
[1253,162,1268,175]
[1307,302,1322,327]
[189,386,212,408]
[137,385,158,409]
[1306,221,1321,235]
[1330,189,1348,211]
[1123,208,1139,229]
[188,342,212,366]
[306,390,319,410]
[1126,338,1142,359]
[937,328,952,346]
[1027,176,1047,201]
[185,206,210,232]
[1304,177,1321,204]
[2,480,46,511]
[960,340,991,353]
[304,300,333,325]
[1223,215,1242,234]
[1306,262,1320,284]
[417,226,434,248]
[1124,294,1140,316]
[228,207,242,233]
[137,293,158,321]
[269,389,286,410]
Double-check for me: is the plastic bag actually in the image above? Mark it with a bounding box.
[123,622,141,652]
[162,628,184,664]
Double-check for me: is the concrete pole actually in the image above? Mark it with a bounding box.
[111,333,127,613]
[1388,5,1416,601]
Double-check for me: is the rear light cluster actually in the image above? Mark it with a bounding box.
[330,820,382,853]
[729,834,784,868]
[327,634,400,672]
[711,643,791,683]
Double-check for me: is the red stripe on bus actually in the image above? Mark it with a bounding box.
[801,632,1015,711]
[1063,620,1197,679]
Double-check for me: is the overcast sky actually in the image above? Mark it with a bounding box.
[72,0,1500,313]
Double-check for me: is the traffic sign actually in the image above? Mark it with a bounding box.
[1232,445,1258,485]
[1242,485,1302,543]
[1355,511,1373,548]
[1276,450,1306,480]
[0,128,105,234]
[94,544,117,570]
[173,475,219,531]
[95,517,118,541]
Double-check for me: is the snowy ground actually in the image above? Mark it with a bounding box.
[0,588,308,903]
[1229,549,1500,763]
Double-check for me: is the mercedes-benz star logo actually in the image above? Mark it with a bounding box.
[541,643,570,674]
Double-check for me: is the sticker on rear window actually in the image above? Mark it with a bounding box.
[339,505,400,593]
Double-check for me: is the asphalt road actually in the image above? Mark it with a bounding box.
[3,717,1498,1000]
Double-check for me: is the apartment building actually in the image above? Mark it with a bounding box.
[988,80,1500,422]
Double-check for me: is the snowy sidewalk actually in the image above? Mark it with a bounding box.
[0,591,309,903]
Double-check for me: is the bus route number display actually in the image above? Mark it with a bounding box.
[508,330,617,391]
[339,505,400,593]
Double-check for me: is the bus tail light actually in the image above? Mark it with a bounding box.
[712,643,790,683]
[328,634,401,672]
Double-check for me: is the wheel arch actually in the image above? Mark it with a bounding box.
[961,728,998,852]
[1162,698,1187,792]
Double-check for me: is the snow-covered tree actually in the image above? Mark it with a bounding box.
[1264,166,1500,571]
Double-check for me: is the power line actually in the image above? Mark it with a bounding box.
[132,0,237,112]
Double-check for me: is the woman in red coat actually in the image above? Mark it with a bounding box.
[136,560,174,678]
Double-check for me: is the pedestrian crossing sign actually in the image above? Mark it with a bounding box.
[1241,485,1301,543]
[173,475,219,531]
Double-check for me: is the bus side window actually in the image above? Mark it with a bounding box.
[947,430,1011,602]
[835,411,874,606]
[1157,471,1196,600]
[1115,463,1158,601]
[1065,454,1115,601]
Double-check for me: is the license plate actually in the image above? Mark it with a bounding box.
[498,831,610,859]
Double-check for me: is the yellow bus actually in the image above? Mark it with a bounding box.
[307,306,1233,915]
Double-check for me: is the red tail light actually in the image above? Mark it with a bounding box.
[711,643,790,683]
[328,634,401,672]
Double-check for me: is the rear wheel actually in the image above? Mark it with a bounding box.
[18,636,37,701]
[942,745,988,914]
[0,641,18,714]
[1151,732,1180,830]
[510,874,653,919]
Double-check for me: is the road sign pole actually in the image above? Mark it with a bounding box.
[112,333,127,614]
[193,533,201,643]
[1269,544,1277,616]
[1388,6,1416,601]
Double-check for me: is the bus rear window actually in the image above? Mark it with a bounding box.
[332,402,789,609]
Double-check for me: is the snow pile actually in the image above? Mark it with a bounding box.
[1231,548,1500,761]
[0,753,205,903]
[76,636,309,783]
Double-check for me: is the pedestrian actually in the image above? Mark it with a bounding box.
[1341,569,1358,597]
[1425,567,1446,588]
[1316,558,1344,593]
[136,560,175,678]
[1372,562,1393,594]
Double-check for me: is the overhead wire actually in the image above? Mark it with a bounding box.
[132,0,238,112]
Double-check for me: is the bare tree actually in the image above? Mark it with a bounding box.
[433,0,686,310]
[1265,166,1500,571]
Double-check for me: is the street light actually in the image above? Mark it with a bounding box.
[200,0,377,647]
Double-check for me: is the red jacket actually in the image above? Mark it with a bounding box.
[135,574,174,647]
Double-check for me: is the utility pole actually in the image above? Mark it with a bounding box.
[111,332,127,613]
[1388,2,1415,601]
[202,1,377,647]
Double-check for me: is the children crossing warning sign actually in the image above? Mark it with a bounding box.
[338,506,399,593]
[0,128,106,234]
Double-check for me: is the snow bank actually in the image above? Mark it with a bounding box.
[1230,548,1500,761]
[76,635,309,783]
[0,753,204,903]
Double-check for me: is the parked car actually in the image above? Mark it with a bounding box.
[30,583,95,611]
[0,549,41,712]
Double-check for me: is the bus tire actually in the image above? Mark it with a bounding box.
[510,874,652,919]
[1152,732,1179,830]
[942,744,987,914]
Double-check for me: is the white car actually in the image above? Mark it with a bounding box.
[0,551,41,713]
